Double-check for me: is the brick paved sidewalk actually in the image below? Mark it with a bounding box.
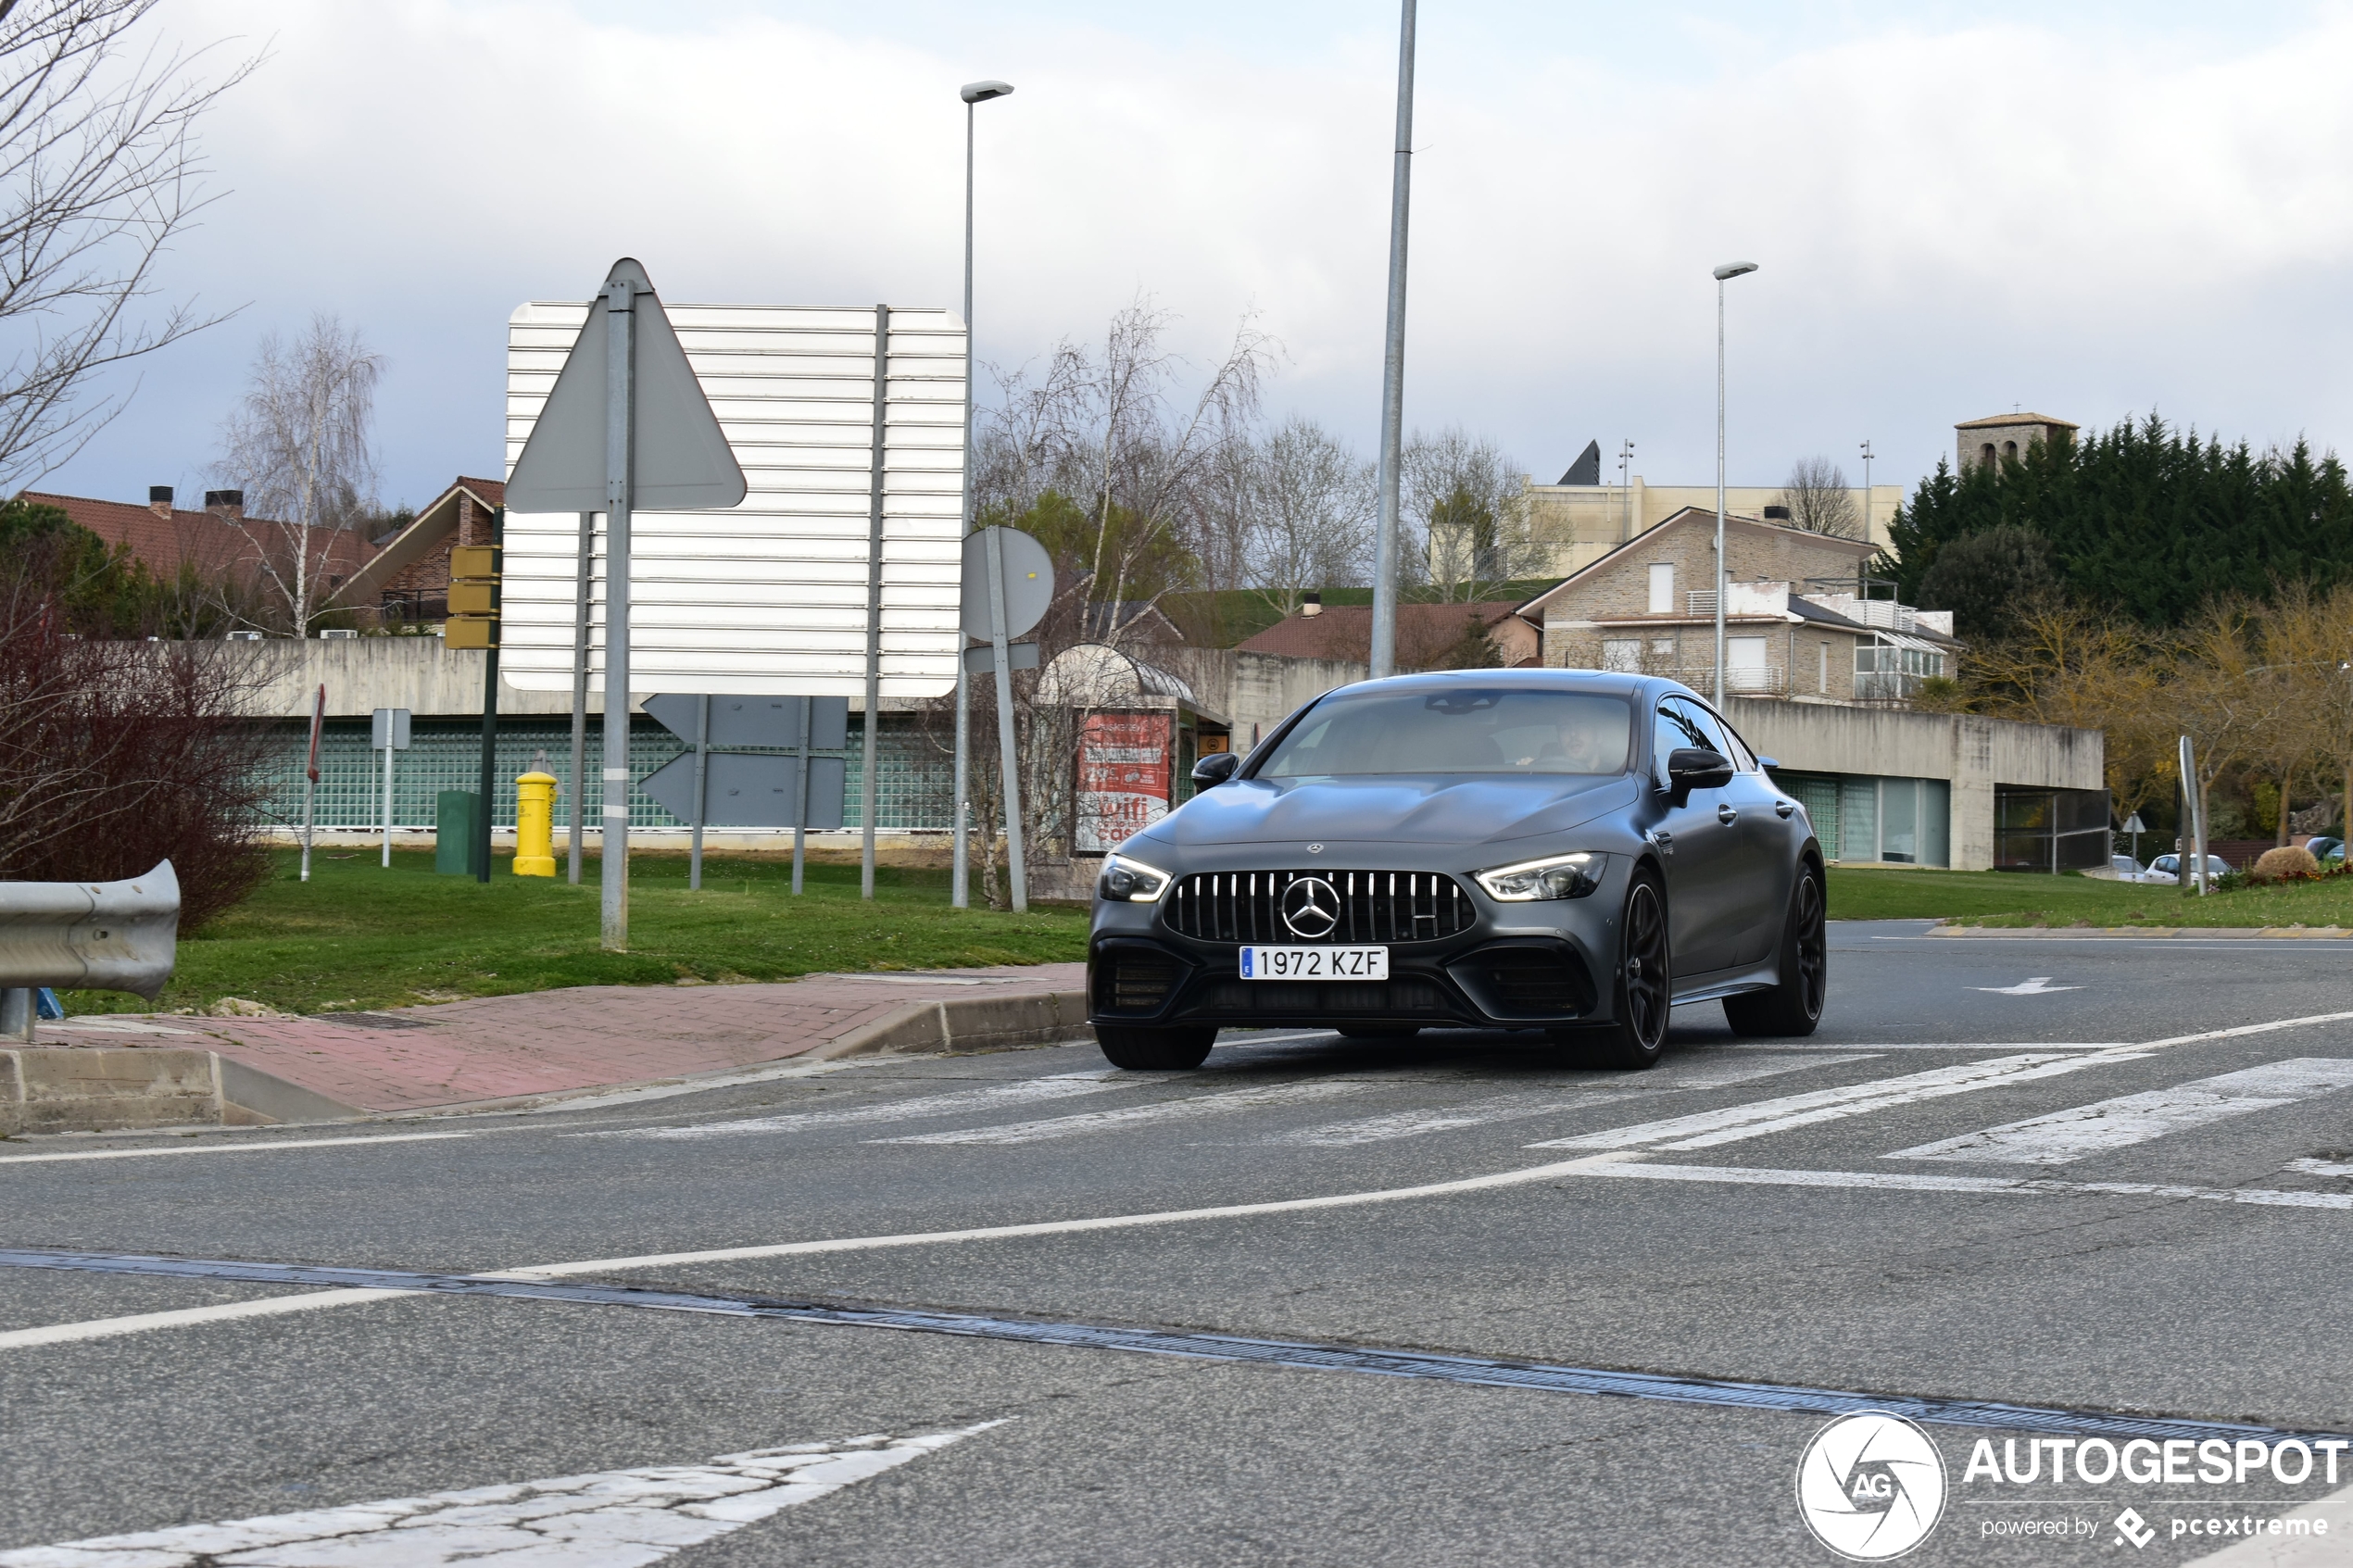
[33,964,1088,1114]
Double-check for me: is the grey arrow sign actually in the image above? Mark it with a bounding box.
[639,752,846,831]
[504,257,747,513]
[643,694,848,751]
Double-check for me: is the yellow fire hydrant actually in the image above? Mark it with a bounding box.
[512,771,559,877]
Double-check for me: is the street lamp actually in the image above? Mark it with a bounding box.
[1858,438,1874,548]
[1617,438,1635,544]
[1711,259,1758,706]
[951,78,1013,910]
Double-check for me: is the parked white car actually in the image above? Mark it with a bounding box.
[2132,852,2231,884]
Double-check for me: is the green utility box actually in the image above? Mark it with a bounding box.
[434,790,482,874]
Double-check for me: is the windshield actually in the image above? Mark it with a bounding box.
[1260,688,1633,778]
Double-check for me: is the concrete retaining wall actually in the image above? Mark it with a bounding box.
[1724,698,2105,872]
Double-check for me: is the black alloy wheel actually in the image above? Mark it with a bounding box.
[1095,1023,1217,1071]
[1579,872,1670,1069]
[1724,867,1827,1037]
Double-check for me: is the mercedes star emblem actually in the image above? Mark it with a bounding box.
[1305,843,1324,853]
[1280,876,1341,940]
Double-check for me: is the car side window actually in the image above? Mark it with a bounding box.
[1708,711,1758,772]
[1653,703,1707,778]
[1663,697,1731,760]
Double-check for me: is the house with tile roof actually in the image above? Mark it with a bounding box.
[1238,600,1541,669]
[339,477,505,625]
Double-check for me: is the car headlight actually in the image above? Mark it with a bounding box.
[1099,852,1173,903]
[1474,851,1605,902]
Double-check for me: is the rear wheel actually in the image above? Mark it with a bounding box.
[1578,871,1671,1069]
[1094,1024,1216,1071]
[1723,866,1826,1037]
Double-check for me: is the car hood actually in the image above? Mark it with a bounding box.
[1140,772,1641,850]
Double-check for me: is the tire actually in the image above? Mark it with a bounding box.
[1723,865,1826,1037]
[1338,1024,1420,1040]
[1579,870,1672,1069]
[1094,1024,1216,1071]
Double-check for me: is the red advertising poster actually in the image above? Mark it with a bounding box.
[1076,710,1172,853]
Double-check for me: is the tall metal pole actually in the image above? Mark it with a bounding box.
[600,276,637,950]
[1617,439,1634,545]
[567,509,594,885]
[1860,439,1875,550]
[688,693,710,891]
[953,97,976,910]
[986,524,1026,911]
[1714,277,1728,707]
[300,684,323,883]
[474,506,503,884]
[1366,0,1416,681]
[793,695,811,896]
[862,304,890,900]
[380,739,395,869]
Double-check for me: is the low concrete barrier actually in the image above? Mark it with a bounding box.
[0,1048,362,1137]
[809,989,1093,1062]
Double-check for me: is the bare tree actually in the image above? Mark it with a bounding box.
[210,313,384,634]
[1242,416,1375,617]
[1777,456,1860,537]
[0,0,249,491]
[1410,426,1540,600]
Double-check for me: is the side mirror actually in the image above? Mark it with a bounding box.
[1664,746,1733,805]
[1191,751,1240,788]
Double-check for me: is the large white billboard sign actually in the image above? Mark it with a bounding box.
[500,302,966,697]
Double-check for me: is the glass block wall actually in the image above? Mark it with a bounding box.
[258,715,955,833]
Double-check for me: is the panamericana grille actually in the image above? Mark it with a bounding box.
[1166,870,1474,944]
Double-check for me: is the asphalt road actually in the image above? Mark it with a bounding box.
[6,920,2353,1566]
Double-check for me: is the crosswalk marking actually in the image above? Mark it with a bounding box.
[584,1072,1131,1141]
[872,1079,1376,1146]
[1884,1058,2353,1164]
[1524,1052,2149,1152]
[1568,1159,2353,1212]
[1273,1055,1874,1146]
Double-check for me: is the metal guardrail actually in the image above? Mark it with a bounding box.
[0,860,180,1040]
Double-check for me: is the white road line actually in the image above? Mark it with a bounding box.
[0,1423,1004,1566]
[1524,1053,2135,1152]
[2141,1010,2353,1049]
[1977,976,2082,995]
[1573,1160,2353,1211]
[1886,1059,2353,1164]
[580,1072,1133,1141]
[1272,1055,1875,1147]
[2288,1157,2353,1178]
[1719,1042,2130,1051]
[2181,1477,2353,1565]
[871,1078,1376,1146]
[0,1133,470,1165]
[0,1288,413,1349]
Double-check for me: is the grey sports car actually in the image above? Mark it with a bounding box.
[1086,669,1827,1071]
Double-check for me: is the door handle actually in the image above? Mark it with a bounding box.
[1718,804,1738,825]
[1649,830,1674,856]
[1775,800,1795,819]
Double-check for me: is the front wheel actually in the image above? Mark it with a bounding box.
[1723,866,1826,1036]
[1579,872,1671,1069]
[1095,1024,1216,1071]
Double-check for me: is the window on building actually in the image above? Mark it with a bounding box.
[1727,636,1769,693]
[1818,642,1830,694]
[2004,440,2019,460]
[1647,562,1675,613]
[1980,443,1996,466]
[1855,642,1945,700]
[1601,639,1641,671]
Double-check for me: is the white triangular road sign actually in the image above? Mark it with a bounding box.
[505,257,747,513]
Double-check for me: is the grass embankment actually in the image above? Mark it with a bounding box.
[1826,865,2353,929]
[63,848,1089,1017]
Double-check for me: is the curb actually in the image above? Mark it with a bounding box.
[1,987,1096,1135]
[1925,924,2353,939]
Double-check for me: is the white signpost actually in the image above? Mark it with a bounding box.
[371,707,411,869]
[506,258,748,950]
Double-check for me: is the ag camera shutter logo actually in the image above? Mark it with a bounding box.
[1795,1411,1948,1560]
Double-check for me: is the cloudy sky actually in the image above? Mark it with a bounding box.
[35,0,2353,518]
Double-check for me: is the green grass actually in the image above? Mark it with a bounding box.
[62,848,1088,1017]
[1826,865,2353,928]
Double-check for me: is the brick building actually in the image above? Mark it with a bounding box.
[341,477,505,625]
[1517,505,1956,703]
[24,485,375,608]
[1238,601,1541,668]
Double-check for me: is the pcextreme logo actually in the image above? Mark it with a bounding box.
[1795,1411,1949,1561]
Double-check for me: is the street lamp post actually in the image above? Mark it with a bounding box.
[1367,0,1416,681]
[952,79,1013,910]
[1859,438,1874,549]
[1711,261,1758,706]
[1617,438,1635,544]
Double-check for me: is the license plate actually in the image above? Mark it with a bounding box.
[1239,946,1390,980]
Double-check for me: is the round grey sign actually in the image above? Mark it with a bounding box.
[960,527,1055,641]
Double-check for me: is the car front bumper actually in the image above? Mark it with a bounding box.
[1085,851,1631,1033]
